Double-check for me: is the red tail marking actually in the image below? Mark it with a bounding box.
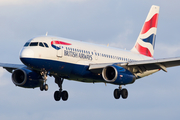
[135,43,153,57]
[141,13,159,34]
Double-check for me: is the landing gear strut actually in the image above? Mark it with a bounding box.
[40,71,48,91]
[114,85,128,99]
[54,77,68,101]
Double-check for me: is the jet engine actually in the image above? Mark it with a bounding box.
[12,68,42,88]
[102,65,136,85]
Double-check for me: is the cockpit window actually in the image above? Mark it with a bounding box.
[24,42,30,47]
[44,43,49,48]
[39,42,44,47]
[30,42,38,46]
[26,42,49,48]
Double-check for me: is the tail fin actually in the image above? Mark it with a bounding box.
[131,5,160,57]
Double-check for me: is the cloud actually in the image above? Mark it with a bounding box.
[0,67,5,78]
[155,43,180,58]
[0,0,88,6]
[111,28,133,49]
[0,68,10,86]
[0,0,41,6]
[65,0,88,2]
[109,20,134,49]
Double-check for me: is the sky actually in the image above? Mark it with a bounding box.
[0,0,180,120]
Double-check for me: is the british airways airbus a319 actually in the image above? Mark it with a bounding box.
[1,5,179,101]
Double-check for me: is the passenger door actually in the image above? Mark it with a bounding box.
[57,45,63,58]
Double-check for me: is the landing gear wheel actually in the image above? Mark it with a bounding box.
[62,90,68,101]
[121,88,128,99]
[54,91,61,101]
[114,89,120,99]
[44,84,48,91]
[40,84,44,91]
[40,84,49,91]
[54,77,69,101]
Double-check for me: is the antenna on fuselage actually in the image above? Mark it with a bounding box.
[46,32,48,36]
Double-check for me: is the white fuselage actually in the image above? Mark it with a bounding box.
[20,36,153,65]
[20,36,155,83]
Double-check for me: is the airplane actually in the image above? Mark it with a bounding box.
[1,5,180,101]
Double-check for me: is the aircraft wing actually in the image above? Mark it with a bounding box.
[89,57,180,73]
[124,57,180,72]
[0,63,26,73]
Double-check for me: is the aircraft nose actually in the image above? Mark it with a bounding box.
[20,48,34,58]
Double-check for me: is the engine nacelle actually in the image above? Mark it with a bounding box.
[102,65,136,85]
[12,68,42,88]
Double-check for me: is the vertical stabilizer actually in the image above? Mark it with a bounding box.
[131,5,160,57]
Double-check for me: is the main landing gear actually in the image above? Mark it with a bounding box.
[54,77,68,101]
[39,71,68,101]
[114,85,128,99]
[40,71,48,91]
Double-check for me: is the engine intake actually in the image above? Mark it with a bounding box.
[12,69,26,86]
[102,66,117,82]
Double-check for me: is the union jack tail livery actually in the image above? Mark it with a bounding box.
[131,5,159,57]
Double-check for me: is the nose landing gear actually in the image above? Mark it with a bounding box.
[40,71,48,91]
